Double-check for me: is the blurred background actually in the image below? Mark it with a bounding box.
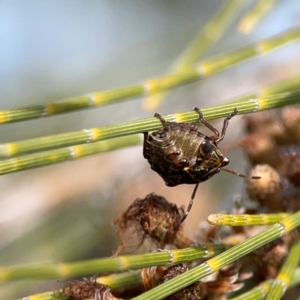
[1,0,300,298]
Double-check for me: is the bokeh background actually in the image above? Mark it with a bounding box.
[1,1,300,298]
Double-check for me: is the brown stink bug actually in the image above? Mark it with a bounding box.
[143,107,259,223]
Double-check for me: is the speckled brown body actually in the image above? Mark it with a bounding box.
[143,118,230,187]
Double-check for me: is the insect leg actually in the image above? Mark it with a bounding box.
[194,107,219,139]
[179,183,199,224]
[215,108,238,144]
[154,112,166,125]
[154,112,172,139]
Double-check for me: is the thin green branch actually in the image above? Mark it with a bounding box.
[0,26,300,124]
[96,271,142,289]
[230,280,272,300]
[131,210,300,300]
[228,73,300,104]
[21,268,300,300]
[198,26,300,75]
[207,213,291,226]
[17,291,64,300]
[266,241,300,299]
[0,92,299,160]
[238,0,279,34]
[176,0,244,67]
[0,135,142,174]
[143,0,244,110]
[0,244,226,281]
[230,268,300,300]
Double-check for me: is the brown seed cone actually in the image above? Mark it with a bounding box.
[159,264,201,300]
[281,106,300,143]
[243,111,285,141]
[252,232,296,280]
[246,164,283,211]
[284,151,300,188]
[240,133,280,167]
[114,193,188,254]
[63,276,120,300]
[202,261,249,298]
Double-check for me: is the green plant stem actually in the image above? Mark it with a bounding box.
[131,210,300,300]
[18,290,64,300]
[1,26,300,124]
[143,0,244,110]
[22,267,300,300]
[0,244,226,281]
[238,0,279,34]
[0,135,141,174]
[230,268,300,300]
[96,271,142,289]
[0,92,299,159]
[228,73,300,104]
[207,213,291,226]
[266,241,300,300]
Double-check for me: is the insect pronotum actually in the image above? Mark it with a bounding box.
[143,107,260,224]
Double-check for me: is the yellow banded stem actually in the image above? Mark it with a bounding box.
[208,213,291,226]
[0,26,300,124]
[1,92,300,159]
[144,0,244,110]
[0,135,141,175]
[23,268,300,300]
[0,244,226,281]
[230,280,272,300]
[96,271,142,289]
[228,73,300,104]
[238,0,279,34]
[266,242,300,300]
[231,246,300,300]
[132,210,300,300]
[18,291,62,300]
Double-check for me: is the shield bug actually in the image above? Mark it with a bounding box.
[143,107,260,223]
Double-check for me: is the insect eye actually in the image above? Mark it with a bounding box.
[199,141,214,157]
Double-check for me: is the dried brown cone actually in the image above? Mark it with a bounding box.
[246,164,283,211]
[240,132,280,167]
[63,276,121,300]
[253,235,293,279]
[283,150,300,188]
[281,189,300,212]
[281,106,300,143]
[243,111,282,137]
[201,261,251,299]
[159,264,201,300]
[252,231,297,280]
[114,193,192,254]
[243,110,289,144]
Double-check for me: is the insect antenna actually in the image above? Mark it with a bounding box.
[179,169,260,225]
[221,167,261,179]
[179,183,199,225]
